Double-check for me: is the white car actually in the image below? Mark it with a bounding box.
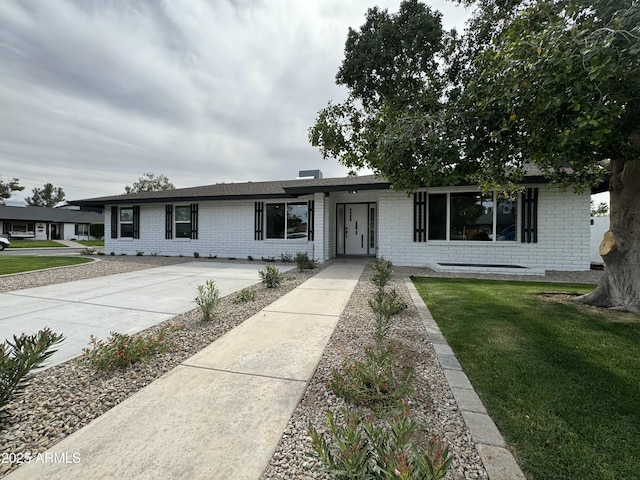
[0,236,10,251]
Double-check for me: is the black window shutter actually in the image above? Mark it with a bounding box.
[307,200,315,241]
[74,224,79,236]
[111,206,118,239]
[165,205,173,239]
[413,192,427,242]
[190,203,199,240]
[255,202,264,240]
[521,188,539,243]
[132,206,140,239]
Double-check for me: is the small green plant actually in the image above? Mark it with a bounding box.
[370,258,394,291]
[261,256,276,262]
[193,251,200,258]
[80,247,96,255]
[309,407,451,480]
[135,251,144,256]
[110,252,115,256]
[82,330,169,371]
[247,255,254,261]
[259,265,285,288]
[233,288,256,304]
[295,252,317,271]
[1,328,65,408]
[279,252,294,263]
[208,254,217,259]
[151,251,160,256]
[329,342,413,408]
[97,250,105,256]
[369,287,408,341]
[195,279,221,321]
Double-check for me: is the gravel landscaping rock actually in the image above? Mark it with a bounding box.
[0,257,603,479]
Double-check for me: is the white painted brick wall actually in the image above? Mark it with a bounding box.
[105,197,319,261]
[105,185,591,271]
[377,186,591,271]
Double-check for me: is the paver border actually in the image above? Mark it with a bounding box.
[405,278,527,480]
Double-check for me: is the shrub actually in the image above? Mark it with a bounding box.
[259,265,285,288]
[369,288,408,342]
[279,252,294,263]
[193,251,200,258]
[82,330,169,371]
[136,251,144,256]
[97,251,105,256]
[309,407,451,480]
[295,252,317,271]
[247,255,254,261]
[1,328,65,408]
[195,280,221,321]
[370,258,394,291]
[234,288,256,304]
[80,247,96,255]
[89,222,104,239]
[329,342,413,408]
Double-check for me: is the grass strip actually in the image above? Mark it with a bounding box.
[7,240,68,248]
[413,277,640,480]
[0,256,92,275]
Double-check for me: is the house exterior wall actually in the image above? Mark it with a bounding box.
[376,185,591,271]
[104,185,590,272]
[105,197,320,260]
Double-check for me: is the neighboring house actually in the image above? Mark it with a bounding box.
[72,170,601,274]
[0,204,103,241]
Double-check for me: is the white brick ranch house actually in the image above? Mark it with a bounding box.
[72,170,597,274]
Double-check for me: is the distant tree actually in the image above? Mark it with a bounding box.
[25,183,66,207]
[0,176,25,202]
[124,173,175,194]
[591,201,610,217]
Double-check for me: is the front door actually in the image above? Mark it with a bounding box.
[344,204,369,255]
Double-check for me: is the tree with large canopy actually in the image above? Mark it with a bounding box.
[310,0,640,312]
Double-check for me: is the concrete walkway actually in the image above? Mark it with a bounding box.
[6,261,365,480]
[0,262,293,368]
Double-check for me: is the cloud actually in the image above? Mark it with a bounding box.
[0,0,471,201]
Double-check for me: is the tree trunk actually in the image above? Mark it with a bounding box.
[574,158,640,313]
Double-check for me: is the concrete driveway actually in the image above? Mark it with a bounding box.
[0,262,292,368]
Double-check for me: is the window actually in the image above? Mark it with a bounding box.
[427,194,446,240]
[450,192,493,241]
[120,207,134,237]
[425,192,517,242]
[266,202,308,239]
[75,224,89,236]
[175,206,191,238]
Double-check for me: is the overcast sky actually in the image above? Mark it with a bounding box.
[0,0,472,202]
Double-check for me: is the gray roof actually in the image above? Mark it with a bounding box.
[71,175,392,207]
[0,205,103,223]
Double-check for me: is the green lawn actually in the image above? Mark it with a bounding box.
[0,256,92,275]
[76,240,104,247]
[8,240,68,248]
[412,277,640,480]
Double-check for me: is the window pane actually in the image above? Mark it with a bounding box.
[450,193,492,241]
[120,208,133,222]
[176,223,191,238]
[120,223,134,237]
[266,203,285,239]
[287,203,308,239]
[496,196,517,241]
[175,206,190,222]
[428,194,447,240]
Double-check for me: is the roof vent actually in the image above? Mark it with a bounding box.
[298,169,323,179]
